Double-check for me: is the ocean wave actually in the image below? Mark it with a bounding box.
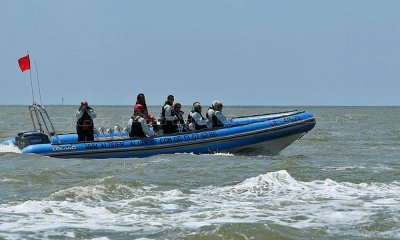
[200,170,400,201]
[1,177,28,184]
[1,171,400,239]
[49,177,145,202]
[187,170,400,236]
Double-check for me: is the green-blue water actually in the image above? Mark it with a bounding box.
[1,106,399,239]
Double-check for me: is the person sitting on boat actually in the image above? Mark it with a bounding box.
[173,102,187,132]
[76,101,97,142]
[160,95,177,134]
[127,104,154,138]
[188,102,211,131]
[135,93,159,135]
[206,100,231,128]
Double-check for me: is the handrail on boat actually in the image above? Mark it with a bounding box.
[29,103,60,144]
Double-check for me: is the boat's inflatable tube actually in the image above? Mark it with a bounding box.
[16,111,315,159]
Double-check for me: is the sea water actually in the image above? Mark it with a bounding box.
[0,105,399,239]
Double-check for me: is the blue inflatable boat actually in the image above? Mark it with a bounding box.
[1,104,316,159]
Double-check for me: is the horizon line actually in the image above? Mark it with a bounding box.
[0,104,398,107]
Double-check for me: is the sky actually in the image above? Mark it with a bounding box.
[1,0,400,106]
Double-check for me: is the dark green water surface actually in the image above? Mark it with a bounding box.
[0,106,399,239]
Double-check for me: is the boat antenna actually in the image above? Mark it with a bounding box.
[27,51,35,104]
[34,60,43,105]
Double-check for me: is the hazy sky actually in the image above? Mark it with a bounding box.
[1,0,399,106]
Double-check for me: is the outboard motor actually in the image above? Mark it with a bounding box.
[15,130,37,149]
[14,104,60,150]
[17,131,50,150]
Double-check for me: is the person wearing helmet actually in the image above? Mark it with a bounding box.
[127,104,153,137]
[134,93,158,135]
[76,100,97,141]
[206,100,231,128]
[187,102,211,131]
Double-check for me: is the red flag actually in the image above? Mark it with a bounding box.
[18,54,30,72]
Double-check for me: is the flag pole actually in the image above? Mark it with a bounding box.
[27,51,35,104]
[34,60,43,105]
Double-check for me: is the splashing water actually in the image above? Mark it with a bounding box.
[0,170,399,239]
[0,142,20,153]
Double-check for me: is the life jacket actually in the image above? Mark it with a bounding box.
[189,110,208,130]
[77,110,93,132]
[206,106,215,119]
[162,102,182,134]
[160,101,172,125]
[129,115,146,137]
[176,111,187,132]
[187,109,195,124]
[207,108,224,128]
[174,111,185,125]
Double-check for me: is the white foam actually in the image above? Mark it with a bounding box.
[205,152,235,157]
[1,177,26,183]
[0,142,21,153]
[322,165,366,171]
[173,152,235,157]
[188,170,400,235]
[1,171,399,238]
[49,181,157,202]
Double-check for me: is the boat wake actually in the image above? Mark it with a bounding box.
[203,152,235,157]
[0,142,21,153]
[174,152,235,157]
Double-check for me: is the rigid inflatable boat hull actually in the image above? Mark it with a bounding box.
[2,110,316,159]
